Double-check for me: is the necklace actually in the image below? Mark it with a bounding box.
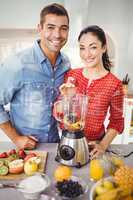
[83,68,98,79]
[83,67,108,80]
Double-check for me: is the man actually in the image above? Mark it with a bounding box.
[0,3,70,149]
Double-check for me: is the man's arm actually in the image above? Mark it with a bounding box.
[0,121,37,149]
[0,60,37,149]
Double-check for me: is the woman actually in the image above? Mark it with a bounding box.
[59,25,124,159]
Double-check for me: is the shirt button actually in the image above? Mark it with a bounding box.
[50,102,53,106]
[51,78,54,82]
[51,90,54,94]
[47,124,50,129]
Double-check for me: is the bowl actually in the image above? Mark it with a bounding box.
[18,173,51,200]
[89,176,114,200]
[55,176,88,199]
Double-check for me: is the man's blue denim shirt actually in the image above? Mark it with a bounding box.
[0,40,71,142]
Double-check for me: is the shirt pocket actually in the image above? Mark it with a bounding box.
[22,82,48,104]
[20,82,50,127]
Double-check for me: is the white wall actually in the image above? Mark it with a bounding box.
[0,0,64,28]
[85,0,133,90]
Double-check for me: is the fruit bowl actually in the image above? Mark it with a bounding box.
[55,176,88,199]
[89,176,114,200]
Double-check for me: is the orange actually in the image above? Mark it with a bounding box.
[54,165,72,181]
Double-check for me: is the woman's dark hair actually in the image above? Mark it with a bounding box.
[40,3,69,26]
[78,25,112,71]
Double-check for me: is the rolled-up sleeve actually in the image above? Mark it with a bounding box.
[0,57,22,124]
[107,82,124,133]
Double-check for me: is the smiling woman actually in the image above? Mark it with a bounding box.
[58,25,124,159]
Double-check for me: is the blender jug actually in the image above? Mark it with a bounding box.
[54,94,90,167]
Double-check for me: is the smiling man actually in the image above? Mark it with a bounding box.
[0,3,71,149]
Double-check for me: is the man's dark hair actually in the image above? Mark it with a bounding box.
[40,3,69,26]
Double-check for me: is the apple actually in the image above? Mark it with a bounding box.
[24,160,38,176]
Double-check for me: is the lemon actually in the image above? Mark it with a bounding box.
[54,165,72,181]
[89,159,104,181]
[24,161,38,176]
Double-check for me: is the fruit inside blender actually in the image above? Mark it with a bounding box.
[63,113,83,131]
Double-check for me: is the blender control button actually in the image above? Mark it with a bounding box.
[59,145,75,160]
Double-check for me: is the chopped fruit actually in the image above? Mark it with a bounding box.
[24,153,37,162]
[0,160,4,167]
[8,154,18,162]
[9,159,24,174]
[54,165,72,182]
[24,160,38,176]
[8,149,16,156]
[0,165,9,175]
[0,152,8,158]
[27,157,41,165]
[71,121,81,129]
[18,149,26,159]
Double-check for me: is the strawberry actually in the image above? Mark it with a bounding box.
[0,152,8,158]
[8,149,16,156]
[18,149,26,159]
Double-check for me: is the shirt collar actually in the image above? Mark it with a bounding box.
[33,40,63,65]
[33,40,47,64]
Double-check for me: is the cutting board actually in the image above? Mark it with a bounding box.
[0,150,48,180]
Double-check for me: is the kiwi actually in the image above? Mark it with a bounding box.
[0,160,4,167]
[0,165,9,176]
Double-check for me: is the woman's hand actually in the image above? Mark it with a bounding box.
[88,141,106,160]
[89,129,118,159]
[59,82,76,96]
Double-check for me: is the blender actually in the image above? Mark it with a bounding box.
[54,93,90,168]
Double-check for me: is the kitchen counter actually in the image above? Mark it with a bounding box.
[0,142,133,200]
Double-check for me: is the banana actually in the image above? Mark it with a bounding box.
[95,188,121,200]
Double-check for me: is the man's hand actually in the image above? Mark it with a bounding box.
[14,135,38,150]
